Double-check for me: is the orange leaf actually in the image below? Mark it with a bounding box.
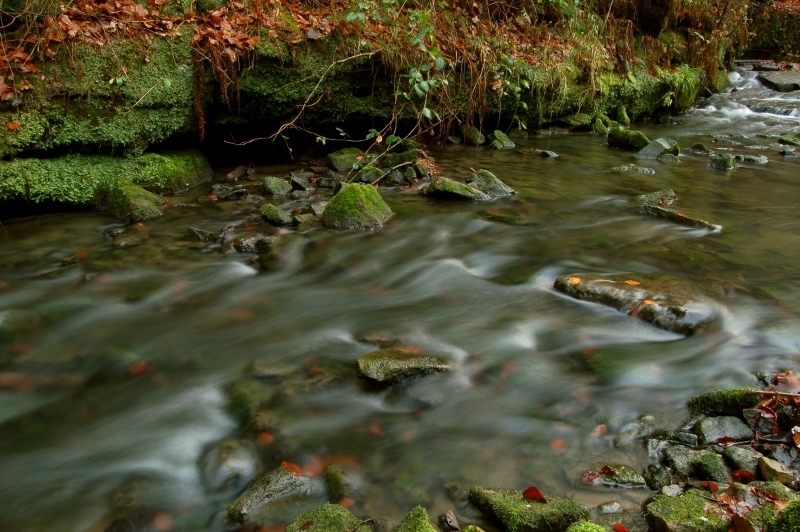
[522,486,547,503]
[699,481,719,493]
[257,431,275,446]
[282,461,303,475]
[612,525,630,532]
[128,360,149,375]
[368,424,384,436]
[732,469,754,483]
[7,121,20,131]
[568,277,581,285]
[339,497,356,507]
[549,438,566,453]
[792,426,800,448]
[623,279,640,286]
[74,250,89,259]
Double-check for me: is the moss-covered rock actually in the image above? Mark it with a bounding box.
[327,148,368,172]
[468,487,589,532]
[260,203,294,226]
[461,125,485,146]
[355,349,449,386]
[644,492,729,532]
[710,154,737,170]
[643,464,673,492]
[640,205,721,231]
[101,179,163,223]
[397,506,439,532]
[607,127,650,151]
[489,130,515,150]
[691,143,713,155]
[322,183,394,231]
[635,189,677,207]
[226,378,274,423]
[263,177,293,196]
[465,170,516,198]
[422,176,490,201]
[636,138,680,160]
[688,388,760,417]
[286,503,371,532]
[566,523,606,532]
[592,464,647,488]
[692,452,731,482]
[693,416,753,445]
[228,463,319,523]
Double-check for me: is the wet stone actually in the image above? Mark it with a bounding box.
[759,456,795,485]
[468,486,590,532]
[608,127,650,151]
[644,464,673,492]
[355,349,449,386]
[536,150,559,158]
[290,190,310,200]
[636,138,680,160]
[614,415,657,447]
[461,125,485,146]
[713,138,741,145]
[439,510,461,532]
[286,503,370,532]
[397,506,439,532]
[227,463,320,523]
[263,177,292,196]
[710,154,737,170]
[186,227,216,242]
[690,143,713,155]
[200,438,262,492]
[723,446,763,476]
[657,154,680,164]
[612,164,656,175]
[553,273,722,335]
[447,136,463,145]
[692,452,731,482]
[640,205,722,231]
[592,464,647,488]
[422,176,490,201]
[644,492,729,532]
[694,416,753,445]
[232,234,276,254]
[665,446,708,478]
[597,501,623,515]
[734,154,768,164]
[780,149,797,157]
[327,147,367,172]
[688,388,761,416]
[260,204,293,226]
[635,189,677,207]
[489,130,516,150]
[113,233,145,247]
[465,169,516,198]
[322,183,394,231]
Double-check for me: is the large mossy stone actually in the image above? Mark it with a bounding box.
[710,154,737,170]
[635,138,680,160]
[461,125,486,146]
[263,177,292,196]
[322,183,394,231]
[692,452,731,482]
[489,130,515,150]
[772,498,800,531]
[227,463,318,523]
[356,349,449,386]
[608,127,650,151]
[693,416,753,445]
[260,203,293,226]
[327,148,367,172]
[553,273,723,335]
[688,388,760,417]
[468,487,589,532]
[644,492,729,532]
[103,179,163,222]
[286,503,371,532]
[422,176,490,201]
[465,169,516,198]
[397,506,439,532]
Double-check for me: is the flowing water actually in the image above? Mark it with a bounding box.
[1,69,799,531]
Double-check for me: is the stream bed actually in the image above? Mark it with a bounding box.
[1,70,799,531]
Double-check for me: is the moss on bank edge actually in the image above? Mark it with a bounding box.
[468,487,589,532]
[285,503,371,532]
[687,388,761,417]
[0,149,211,204]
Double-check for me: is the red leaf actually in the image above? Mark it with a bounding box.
[700,481,719,493]
[732,470,755,483]
[612,525,630,532]
[282,461,303,475]
[522,486,547,503]
[599,465,614,476]
[7,121,20,131]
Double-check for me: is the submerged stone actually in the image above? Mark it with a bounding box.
[636,138,680,160]
[422,176,490,201]
[465,169,516,198]
[232,234,276,254]
[260,203,293,226]
[200,438,262,492]
[397,506,439,532]
[536,150,559,158]
[657,154,680,164]
[263,177,292,196]
[687,388,760,417]
[553,273,722,334]
[327,148,367,172]
[690,143,713,155]
[355,349,449,386]
[644,492,729,532]
[608,127,650,151]
[612,164,655,175]
[734,154,768,164]
[635,189,677,207]
[710,154,737,170]
[228,463,318,523]
[461,125,485,146]
[468,486,589,532]
[322,183,394,231]
[780,149,797,158]
[489,130,515,150]
[103,179,163,222]
[226,377,274,423]
[640,205,722,231]
[286,503,371,532]
[694,416,753,445]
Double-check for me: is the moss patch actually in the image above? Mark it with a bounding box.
[644,493,729,532]
[397,506,439,532]
[468,487,589,532]
[101,179,163,223]
[688,388,760,417]
[322,183,394,231]
[608,127,650,151]
[286,503,370,532]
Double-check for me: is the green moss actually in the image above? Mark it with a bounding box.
[692,452,732,482]
[644,493,729,532]
[566,523,606,532]
[286,503,370,532]
[771,498,800,531]
[688,388,760,416]
[226,378,274,423]
[397,506,439,532]
[356,349,449,386]
[263,177,292,196]
[102,179,163,222]
[322,183,394,231]
[260,203,293,226]
[608,126,650,151]
[596,464,646,487]
[422,176,490,201]
[323,464,347,502]
[468,487,590,532]
[327,148,369,172]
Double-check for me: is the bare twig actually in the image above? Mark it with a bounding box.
[750,390,800,399]
[348,518,374,532]
[370,161,413,185]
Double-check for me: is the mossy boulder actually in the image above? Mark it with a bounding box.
[102,179,163,223]
[263,177,293,196]
[688,388,761,417]
[489,130,516,150]
[592,464,647,488]
[327,148,369,172]
[228,463,319,523]
[322,183,394,231]
[260,203,293,226]
[779,135,800,148]
[566,523,606,532]
[468,487,590,532]
[465,170,516,198]
[461,125,486,146]
[422,176,490,201]
[554,273,723,335]
[607,127,650,151]
[226,377,274,423]
[693,416,753,445]
[710,154,737,170]
[592,118,610,136]
[355,349,449,386]
[645,492,730,532]
[692,452,731,482]
[690,143,713,155]
[286,503,371,532]
[397,506,439,532]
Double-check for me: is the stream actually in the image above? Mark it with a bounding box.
[0,68,799,531]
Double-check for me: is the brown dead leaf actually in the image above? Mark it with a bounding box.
[623,279,641,286]
[568,277,581,285]
[7,121,20,131]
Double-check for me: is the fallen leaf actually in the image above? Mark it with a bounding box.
[368,424,384,436]
[549,438,566,453]
[792,426,800,448]
[282,461,303,475]
[732,470,755,483]
[699,481,719,493]
[257,431,275,446]
[599,465,614,476]
[338,497,356,507]
[623,280,640,286]
[774,499,789,513]
[580,471,600,484]
[593,424,609,437]
[522,485,547,503]
[128,360,149,375]
[152,512,173,532]
[731,513,756,532]
[568,277,581,285]
[612,525,630,532]
[7,121,20,131]
[74,250,89,259]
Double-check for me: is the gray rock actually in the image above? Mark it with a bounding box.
[356,349,449,386]
[694,416,753,445]
[290,190,310,199]
[260,204,293,226]
[665,446,707,477]
[590,464,647,488]
[290,176,313,191]
[690,143,713,155]
[723,446,763,476]
[643,464,673,492]
[640,205,722,231]
[613,415,657,447]
[635,138,680,160]
[780,149,797,158]
[536,150,559,158]
[447,136,463,145]
[612,164,656,175]
[757,71,800,92]
[759,456,795,485]
[693,452,732,482]
[201,438,262,492]
[263,177,292,196]
[713,138,741,146]
[422,176,491,201]
[657,154,681,164]
[711,154,737,170]
[598,501,624,515]
[660,485,683,497]
[227,463,320,523]
[187,227,216,242]
[553,273,723,335]
[232,234,277,254]
[489,130,515,150]
[112,233,144,247]
[635,189,677,207]
[465,169,516,198]
[734,154,769,164]
[461,125,485,146]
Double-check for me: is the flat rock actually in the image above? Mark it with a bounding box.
[465,169,516,197]
[636,190,676,207]
[468,487,589,532]
[644,492,729,532]
[612,164,655,175]
[640,205,722,231]
[227,463,319,523]
[636,138,680,160]
[757,71,800,92]
[422,176,490,201]
[723,446,763,476]
[553,273,723,334]
[759,456,796,485]
[356,349,449,386]
[694,416,753,445]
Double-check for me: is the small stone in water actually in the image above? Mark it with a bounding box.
[613,164,655,175]
[734,154,768,164]
[598,501,624,515]
[536,149,559,158]
[780,149,797,157]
